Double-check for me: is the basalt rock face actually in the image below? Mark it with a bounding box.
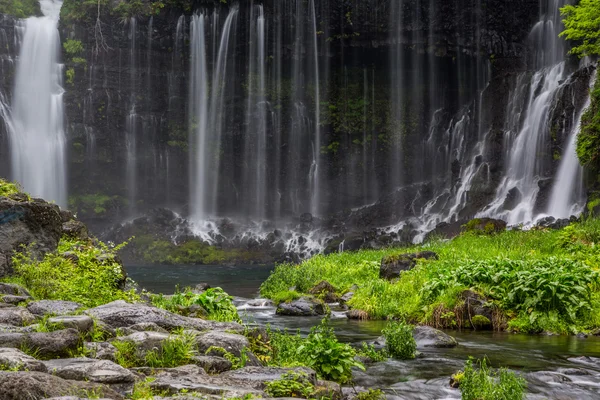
[0,0,538,234]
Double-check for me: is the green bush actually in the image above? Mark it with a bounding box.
[356,343,388,362]
[357,389,386,400]
[0,179,26,198]
[7,237,138,307]
[382,321,416,360]
[0,0,40,18]
[63,39,84,56]
[265,371,315,398]
[297,318,365,383]
[113,331,197,369]
[459,358,525,400]
[151,287,240,322]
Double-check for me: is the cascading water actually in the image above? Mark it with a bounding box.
[546,71,598,218]
[7,0,67,207]
[308,0,322,217]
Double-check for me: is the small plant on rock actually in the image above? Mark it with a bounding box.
[382,320,416,360]
[298,318,365,383]
[459,357,525,400]
[265,371,315,398]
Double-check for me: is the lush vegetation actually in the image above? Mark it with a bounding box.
[0,179,25,198]
[458,358,526,400]
[6,237,139,307]
[261,219,600,334]
[0,0,40,18]
[382,321,416,359]
[577,69,600,185]
[264,371,315,398]
[113,330,197,368]
[151,287,240,322]
[560,0,600,58]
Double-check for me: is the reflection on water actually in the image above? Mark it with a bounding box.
[127,264,600,399]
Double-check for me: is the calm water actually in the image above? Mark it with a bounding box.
[126,264,600,399]
[125,264,274,298]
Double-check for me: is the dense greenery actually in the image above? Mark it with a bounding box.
[6,237,139,307]
[0,0,40,18]
[264,371,315,398]
[0,179,25,198]
[577,69,600,181]
[261,219,600,334]
[113,329,197,368]
[458,358,526,400]
[560,0,600,58]
[151,287,240,322]
[382,321,416,359]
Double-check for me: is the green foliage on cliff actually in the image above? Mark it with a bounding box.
[6,237,139,307]
[577,69,600,175]
[560,0,600,58]
[69,193,127,217]
[0,179,23,198]
[0,0,41,18]
[261,218,600,334]
[61,0,197,24]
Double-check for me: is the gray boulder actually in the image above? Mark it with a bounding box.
[27,300,83,316]
[0,295,31,305]
[413,326,458,348]
[0,197,63,278]
[115,331,171,352]
[44,358,136,384]
[0,329,81,358]
[48,316,94,333]
[276,297,326,316]
[196,331,250,358]
[61,220,89,241]
[192,355,233,374]
[0,347,47,372]
[0,283,31,297]
[0,371,123,399]
[380,251,439,280]
[86,301,242,332]
[84,342,117,361]
[0,307,36,326]
[127,322,169,333]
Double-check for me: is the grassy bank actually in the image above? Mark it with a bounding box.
[261,219,600,334]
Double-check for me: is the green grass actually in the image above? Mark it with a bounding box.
[113,330,197,369]
[459,358,526,400]
[151,287,240,322]
[0,179,25,198]
[261,219,600,334]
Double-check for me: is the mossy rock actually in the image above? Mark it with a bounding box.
[461,218,507,235]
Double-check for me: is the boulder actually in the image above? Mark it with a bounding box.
[192,355,233,374]
[0,197,63,278]
[0,283,31,297]
[195,331,251,358]
[0,329,81,358]
[84,342,117,361]
[308,281,340,303]
[0,347,47,372]
[221,366,318,388]
[0,295,31,305]
[115,331,171,353]
[413,326,458,348]
[27,300,83,316]
[43,358,136,384]
[276,297,326,317]
[0,307,36,326]
[126,322,169,334]
[48,316,94,333]
[61,220,89,241]
[0,371,123,399]
[460,290,494,329]
[380,251,439,280]
[86,301,242,332]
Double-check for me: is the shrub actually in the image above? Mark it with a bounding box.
[63,39,84,55]
[357,389,386,400]
[356,343,388,362]
[265,371,315,398]
[7,237,138,307]
[0,0,40,18]
[151,287,239,322]
[113,331,197,369]
[298,318,365,383]
[459,358,525,400]
[382,321,416,360]
[0,179,24,198]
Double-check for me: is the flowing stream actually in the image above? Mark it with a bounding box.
[127,265,600,400]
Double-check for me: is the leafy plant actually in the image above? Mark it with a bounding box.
[459,358,525,400]
[63,39,84,56]
[7,237,138,307]
[560,0,600,58]
[356,389,386,400]
[298,318,365,383]
[382,320,416,360]
[151,287,240,322]
[145,332,197,368]
[356,343,388,362]
[265,371,315,398]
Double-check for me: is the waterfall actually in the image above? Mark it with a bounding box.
[8,0,67,207]
[125,17,138,215]
[308,0,321,217]
[189,14,209,221]
[546,72,598,218]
